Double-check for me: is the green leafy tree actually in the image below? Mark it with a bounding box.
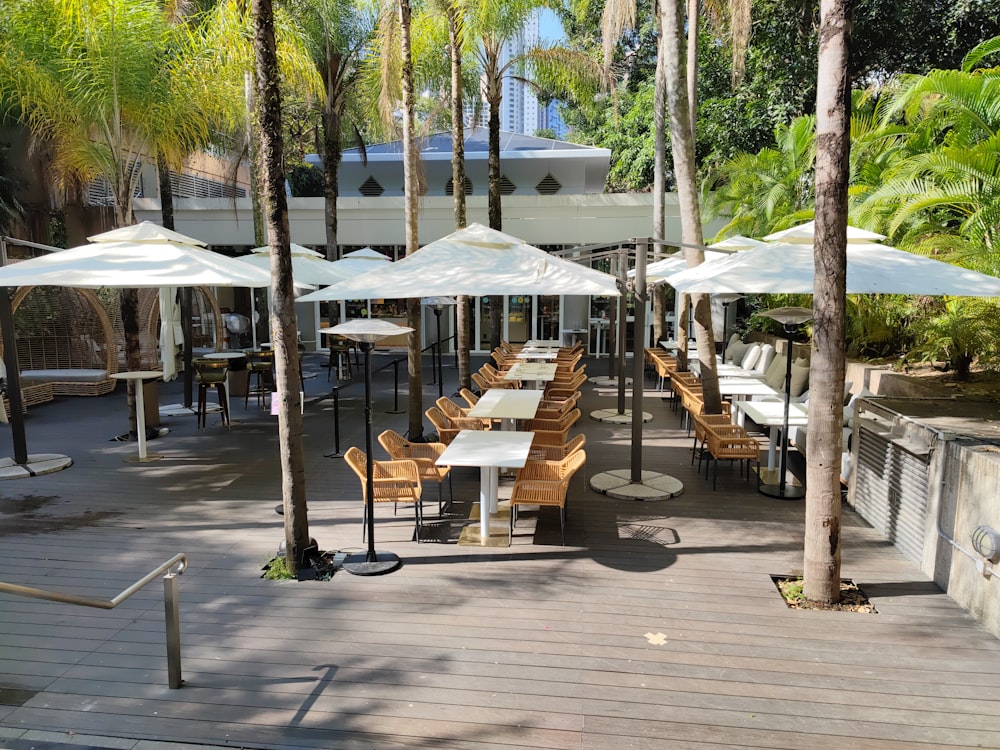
[908,298,1000,379]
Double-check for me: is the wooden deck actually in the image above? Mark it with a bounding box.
[1,353,999,750]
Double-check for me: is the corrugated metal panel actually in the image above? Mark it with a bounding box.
[854,424,930,564]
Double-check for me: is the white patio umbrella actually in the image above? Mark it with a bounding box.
[665,242,1000,297]
[299,223,620,301]
[636,236,765,283]
[239,243,352,287]
[763,220,886,244]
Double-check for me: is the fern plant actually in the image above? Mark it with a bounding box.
[908,298,1000,379]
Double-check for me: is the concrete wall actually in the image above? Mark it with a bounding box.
[132,193,696,249]
[926,437,1000,639]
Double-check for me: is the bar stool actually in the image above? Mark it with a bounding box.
[326,335,357,381]
[194,358,230,429]
[245,349,274,407]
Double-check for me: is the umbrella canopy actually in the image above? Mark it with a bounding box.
[88,221,209,246]
[763,221,886,244]
[0,239,275,289]
[326,247,392,278]
[238,244,352,287]
[638,236,765,282]
[665,242,1000,296]
[299,223,620,302]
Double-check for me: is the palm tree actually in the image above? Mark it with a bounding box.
[291,0,375,260]
[250,0,310,571]
[370,0,425,439]
[804,0,851,605]
[658,0,722,414]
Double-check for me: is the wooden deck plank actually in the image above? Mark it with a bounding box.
[1,355,998,750]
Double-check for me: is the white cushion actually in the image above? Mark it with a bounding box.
[790,360,809,397]
[740,343,762,370]
[754,344,776,374]
[843,380,853,405]
[726,340,749,365]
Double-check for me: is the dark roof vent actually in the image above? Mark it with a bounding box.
[535,173,561,195]
[359,176,384,197]
[500,175,517,195]
[445,176,473,196]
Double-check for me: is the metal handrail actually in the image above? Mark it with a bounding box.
[0,553,188,688]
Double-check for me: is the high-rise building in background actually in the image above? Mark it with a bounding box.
[464,9,568,139]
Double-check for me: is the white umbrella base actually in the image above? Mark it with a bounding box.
[589,408,652,424]
[590,469,683,501]
[0,454,73,479]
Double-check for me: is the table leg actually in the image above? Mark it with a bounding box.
[135,382,148,461]
[479,465,499,545]
[766,428,778,470]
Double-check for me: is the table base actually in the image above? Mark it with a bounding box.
[124,453,164,463]
[342,550,402,576]
[457,503,511,547]
[756,467,805,500]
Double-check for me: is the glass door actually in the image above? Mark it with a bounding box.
[507,296,531,344]
[536,295,560,341]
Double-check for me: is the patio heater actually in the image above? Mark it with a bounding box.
[327,318,414,575]
[759,307,812,500]
[421,297,456,398]
[715,293,743,361]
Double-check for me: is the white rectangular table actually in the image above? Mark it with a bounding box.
[467,388,543,430]
[437,430,535,545]
[732,399,809,471]
[718,379,782,400]
[524,339,562,349]
[516,348,559,360]
[503,362,558,389]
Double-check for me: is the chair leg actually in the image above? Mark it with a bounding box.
[197,383,207,430]
[216,383,230,428]
[560,505,566,546]
[437,482,443,516]
[414,500,422,543]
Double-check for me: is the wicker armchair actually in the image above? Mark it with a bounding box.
[528,433,586,462]
[378,429,452,514]
[344,447,424,542]
[459,388,480,409]
[698,422,760,489]
[691,413,733,465]
[425,406,484,445]
[509,450,587,545]
[526,407,581,434]
[436,396,490,429]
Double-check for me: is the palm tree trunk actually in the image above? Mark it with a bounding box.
[322,53,342,261]
[660,0,721,413]
[651,8,668,343]
[252,0,310,571]
[449,3,471,390]
[399,0,424,440]
[803,0,851,605]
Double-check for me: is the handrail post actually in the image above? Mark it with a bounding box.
[164,572,182,689]
[386,358,405,414]
[325,388,342,458]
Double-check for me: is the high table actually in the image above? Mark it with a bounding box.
[436,430,535,545]
[732,398,809,479]
[503,362,558,390]
[111,371,164,462]
[468,388,542,430]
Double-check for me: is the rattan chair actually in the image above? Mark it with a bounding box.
[526,407,581,434]
[343,446,424,542]
[509,450,587,545]
[244,349,274,407]
[378,429,452,514]
[528,433,586,462]
[436,396,490,429]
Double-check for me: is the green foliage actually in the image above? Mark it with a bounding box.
[287,161,324,197]
[844,295,914,359]
[0,141,24,234]
[261,555,296,580]
[907,298,1000,379]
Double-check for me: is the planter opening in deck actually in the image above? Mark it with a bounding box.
[771,574,877,613]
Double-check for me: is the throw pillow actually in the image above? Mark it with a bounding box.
[740,343,762,370]
[843,380,854,405]
[764,354,787,390]
[726,340,749,365]
[790,360,810,397]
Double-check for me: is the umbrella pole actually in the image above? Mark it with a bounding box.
[182,288,193,408]
[631,240,647,483]
[0,284,28,465]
